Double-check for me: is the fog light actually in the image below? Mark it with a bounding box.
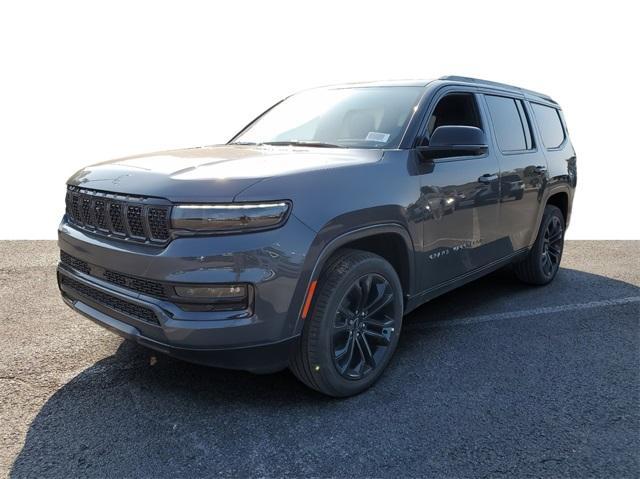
[174,285,247,299]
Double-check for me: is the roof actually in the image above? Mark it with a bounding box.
[437,75,556,104]
[311,76,556,104]
[321,79,432,88]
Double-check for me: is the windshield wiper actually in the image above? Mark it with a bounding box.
[261,141,344,148]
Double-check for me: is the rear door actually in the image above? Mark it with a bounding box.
[481,93,548,252]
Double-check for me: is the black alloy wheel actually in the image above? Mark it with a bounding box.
[289,249,403,397]
[541,215,564,277]
[514,204,565,285]
[332,273,396,380]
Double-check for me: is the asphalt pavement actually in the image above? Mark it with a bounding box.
[0,240,638,478]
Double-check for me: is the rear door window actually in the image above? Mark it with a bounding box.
[531,103,565,148]
[485,95,527,152]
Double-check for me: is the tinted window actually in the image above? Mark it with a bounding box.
[427,93,482,136]
[485,95,527,151]
[532,103,565,148]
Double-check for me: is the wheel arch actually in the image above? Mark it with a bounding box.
[546,191,569,224]
[292,223,416,335]
[335,231,412,296]
[529,185,572,249]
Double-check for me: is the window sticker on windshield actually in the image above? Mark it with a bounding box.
[366,131,390,142]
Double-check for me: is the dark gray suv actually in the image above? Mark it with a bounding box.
[58,76,576,397]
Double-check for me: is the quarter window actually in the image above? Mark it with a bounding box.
[485,95,530,152]
[532,103,565,149]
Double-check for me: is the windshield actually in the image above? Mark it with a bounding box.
[231,86,424,149]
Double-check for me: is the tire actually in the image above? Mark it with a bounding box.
[289,249,403,397]
[514,204,565,285]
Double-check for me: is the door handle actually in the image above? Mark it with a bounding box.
[478,173,498,184]
[534,165,547,174]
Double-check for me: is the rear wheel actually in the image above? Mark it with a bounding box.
[289,249,403,397]
[514,204,565,285]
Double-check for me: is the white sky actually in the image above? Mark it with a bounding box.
[1,0,638,239]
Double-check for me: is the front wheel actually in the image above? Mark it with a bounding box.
[289,249,403,397]
[514,204,565,285]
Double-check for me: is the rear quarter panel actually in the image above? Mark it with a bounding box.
[527,99,577,230]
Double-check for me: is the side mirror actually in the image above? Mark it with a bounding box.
[417,126,488,160]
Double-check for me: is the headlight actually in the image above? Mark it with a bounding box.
[171,201,290,232]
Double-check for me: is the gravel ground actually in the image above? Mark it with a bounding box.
[0,240,638,478]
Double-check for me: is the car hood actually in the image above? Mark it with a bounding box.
[68,145,383,202]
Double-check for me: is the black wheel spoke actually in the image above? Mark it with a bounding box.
[350,284,363,313]
[335,334,357,374]
[541,254,550,275]
[337,303,354,318]
[362,316,395,329]
[334,332,352,359]
[334,322,349,332]
[357,275,373,312]
[549,230,563,243]
[357,333,376,368]
[363,328,391,345]
[354,339,367,376]
[365,284,393,317]
[548,245,561,262]
[548,243,562,254]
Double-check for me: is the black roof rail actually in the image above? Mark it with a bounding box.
[438,75,557,104]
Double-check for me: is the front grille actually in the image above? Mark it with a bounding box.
[126,205,145,237]
[109,202,126,234]
[60,275,159,324]
[60,251,252,315]
[60,251,168,299]
[65,186,171,244]
[71,194,82,221]
[81,196,93,227]
[94,199,108,230]
[148,207,170,239]
[103,270,167,298]
[60,251,91,275]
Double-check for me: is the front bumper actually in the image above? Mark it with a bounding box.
[59,271,296,372]
[57,214,317,372]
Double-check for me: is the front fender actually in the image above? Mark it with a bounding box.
[287,219,416,336]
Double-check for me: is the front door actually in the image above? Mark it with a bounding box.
[414,90,503,292]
